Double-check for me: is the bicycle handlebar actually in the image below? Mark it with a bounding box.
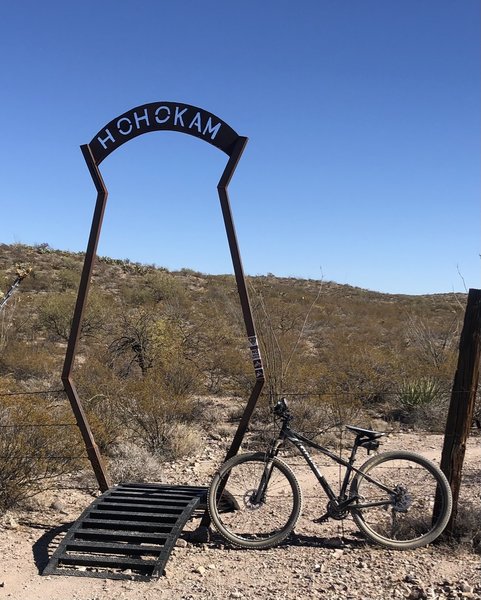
[273,397,289,417]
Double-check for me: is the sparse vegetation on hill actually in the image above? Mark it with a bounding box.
[0,242,472,511]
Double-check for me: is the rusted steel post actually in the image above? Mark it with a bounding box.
[434,288,481,534]
[61,144,111,492]
[198,137,265,532]
[217,136,265,454]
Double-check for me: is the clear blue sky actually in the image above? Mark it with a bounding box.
[0,1,479,294]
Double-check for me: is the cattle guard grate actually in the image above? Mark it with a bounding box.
[43,483,208,581]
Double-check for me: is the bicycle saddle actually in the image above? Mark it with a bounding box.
[346,425,385,440]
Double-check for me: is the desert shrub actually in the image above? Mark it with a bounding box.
[83,394,124,453]
[108,309,157,377]
[0,299,16,354]
[118,373,203,459]
[0,341,60,380]
[37,293,75,341]
[123,404,203,460]
[119,271,187,308]
[186,317,246,394]
[75,356,126,452]
[161,422,203,460]
[214,423,236,440]
[37,291,112,341]
[145,271,187,305]
[161,358,199,397]
[405,312,460,377]
[107,310,201,392]
[107,442,164,484]
[0,395,85,512]
[453,499,481,553]
[56,267,81,291]
[289,393,363,440]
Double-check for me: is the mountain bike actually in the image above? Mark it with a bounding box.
[208,398,452,550]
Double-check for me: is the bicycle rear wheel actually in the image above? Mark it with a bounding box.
[350,451,452,550]
[208,452,302,549]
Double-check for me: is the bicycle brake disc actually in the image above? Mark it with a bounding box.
[243,489,263,510]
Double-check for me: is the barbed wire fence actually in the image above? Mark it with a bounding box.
[0,384,478,516]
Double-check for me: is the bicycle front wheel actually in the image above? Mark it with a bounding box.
[350,451,452,550]
[208,452,302,549]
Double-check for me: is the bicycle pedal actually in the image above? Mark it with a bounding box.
[313,513,329,524]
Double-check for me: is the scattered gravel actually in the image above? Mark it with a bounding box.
[0,432,479,600]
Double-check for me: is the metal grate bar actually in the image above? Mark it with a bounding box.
[65,540,163,555]
[95,502,186,513]
[103,496,193,505]
[58,554,157,569]
[97,502,189,512]
[74,529,170,543]
[81,518,175,533]
[88,511,180,523]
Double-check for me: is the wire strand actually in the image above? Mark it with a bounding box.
[0,389,65,397]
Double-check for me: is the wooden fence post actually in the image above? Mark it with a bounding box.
[435,288,481,534]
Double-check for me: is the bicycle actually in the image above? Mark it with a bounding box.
[208,398,452,550]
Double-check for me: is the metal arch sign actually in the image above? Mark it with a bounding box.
[63,101,265,494]
[90,102,240,164]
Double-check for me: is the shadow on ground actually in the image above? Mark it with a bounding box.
[31,522,73,574]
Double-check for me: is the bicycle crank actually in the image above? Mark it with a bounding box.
[314,498,352,523]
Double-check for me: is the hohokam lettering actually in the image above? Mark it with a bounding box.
[97,105,222,150]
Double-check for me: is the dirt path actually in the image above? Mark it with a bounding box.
[0,433,479,600]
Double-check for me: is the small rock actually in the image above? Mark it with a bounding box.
[332,549,344,559]
[313,563,326,573]
[460,582,474,594]
[175,538,188,548]
[229,592,243,599]
[4,516,18,530]
[0,581,5,587]
[407,587,426,600]
[425,587,436,600]
[194,566,206,575]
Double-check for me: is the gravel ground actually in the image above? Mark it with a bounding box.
[0,432,479,600]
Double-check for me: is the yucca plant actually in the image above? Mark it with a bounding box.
[395,377,449,430]
[398,377,441,409]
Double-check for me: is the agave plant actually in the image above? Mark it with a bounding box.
[398,377,441,409]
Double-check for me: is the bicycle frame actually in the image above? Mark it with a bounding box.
[262,418,394,513]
